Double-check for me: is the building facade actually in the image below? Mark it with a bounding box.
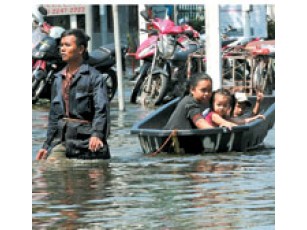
[41,4,274,51]
[42,5,139,50]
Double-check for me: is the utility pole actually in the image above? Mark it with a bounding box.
[99,5,108,45]
[173,5,178,24]
[205,4,222,90]
[242,4,251,38]
[112,5,125,111]
[85,5,93,52]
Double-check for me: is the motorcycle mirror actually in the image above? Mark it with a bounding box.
[38,6,48,16]
[140,10,150,22]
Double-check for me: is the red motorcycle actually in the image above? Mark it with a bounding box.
[129,32,158,103]
[220,36,275,95]
[130,11,203,105]
[32,31,126,104]
[246,40,275,94]
[32,6,125,104]
[221,36,260,81]
[32,6,65,104]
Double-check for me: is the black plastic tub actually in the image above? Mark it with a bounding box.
[131,96,275,154]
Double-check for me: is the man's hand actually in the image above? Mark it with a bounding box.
[36,149,48,160]
[89,137,104,152]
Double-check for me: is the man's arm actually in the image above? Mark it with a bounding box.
[42,79,61,151]
[91,73,109,141]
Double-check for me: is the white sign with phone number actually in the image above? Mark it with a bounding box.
[42,5,86,16]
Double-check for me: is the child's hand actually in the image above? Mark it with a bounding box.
[219,122,237,131]
[245,114,266,123]
[256,91,264,102]
[256,114,266,120]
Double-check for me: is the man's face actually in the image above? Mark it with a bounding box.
[60,35,84,63]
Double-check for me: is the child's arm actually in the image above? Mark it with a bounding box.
[230,114,266,125]
[252,92,264,115]
[194,116,215,129]
[245,114,266,123]
[211,113,237,130]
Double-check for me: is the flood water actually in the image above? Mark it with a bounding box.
[32,81,275,229]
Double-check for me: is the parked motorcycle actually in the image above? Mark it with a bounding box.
[32,5,127,104]
[221,37,256,81]
[247,40,275,94]
[130,11,203,106]
[32,35,126,104]
[32,5,65,104]
[129,32,158,104]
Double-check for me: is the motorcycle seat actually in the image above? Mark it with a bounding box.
[88,42,127,65]
[99,44,116,56]
[98,43,127,56]
[88,48,112,66]
[222,38,238,47]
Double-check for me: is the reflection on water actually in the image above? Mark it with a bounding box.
[33,92,275,229]
[33,151,275,229]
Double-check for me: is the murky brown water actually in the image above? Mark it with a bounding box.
[32,82,275,229]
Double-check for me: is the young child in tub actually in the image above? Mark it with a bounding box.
[202,89,265,130]
[233,91,264,118]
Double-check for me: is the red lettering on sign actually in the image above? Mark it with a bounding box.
[43,5,85,15]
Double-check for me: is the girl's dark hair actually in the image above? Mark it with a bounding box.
[210,88,235,115]
[183,72,213,96]
[61,28,91,60]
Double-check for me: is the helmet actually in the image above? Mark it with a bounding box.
[49,26,65,40]
[32,5,47,26]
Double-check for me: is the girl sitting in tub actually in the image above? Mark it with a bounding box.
[203,89,265,130]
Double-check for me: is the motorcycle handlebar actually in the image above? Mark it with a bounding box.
[140,28,158,36]
[176,40,185,49]
[140,29,148,33]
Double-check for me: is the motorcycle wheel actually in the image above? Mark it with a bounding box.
[252,57,273,94]
[222,59,248,81]
[264,62,274,95]
[130,62,151,104]
[139,73,168,106]
[32,69,47,104]
[101,69,117,101]
[270,58,275,91]
[130,75,145,104]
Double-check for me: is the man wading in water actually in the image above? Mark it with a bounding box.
[36,29,110,160]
